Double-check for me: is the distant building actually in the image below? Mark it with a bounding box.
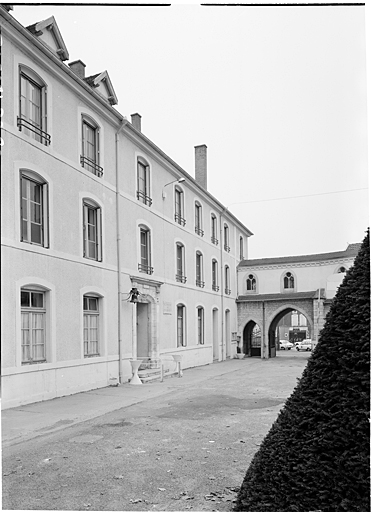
[1,8,253,408]
[237,244,361,357]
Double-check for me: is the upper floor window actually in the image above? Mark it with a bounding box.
[283,271,295,290]
[21,288,46,364]
[18,67,50,145]
[139,226,153,275]
[224,224,230,252]
[137,159,152,206]
[177,304,186,347]
[212,259,219,292]
[246,274,257,292]
[195,202,204,236]
[225,265,231,295]
[81,116,103,177]
[20,171,49,248]
[175,187,186,226]
[83,295,100,357]
[196,251,205,288]
[176,243,186,283]
[197,307,205,345]
[83,200,102,261]
[239,236,244,260]
[211,214,218,245]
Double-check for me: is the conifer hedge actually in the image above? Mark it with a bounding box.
[234,230,370,512]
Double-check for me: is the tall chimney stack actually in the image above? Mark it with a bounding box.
[131,113,142,132]
[68,59,86,79]
[195,144,207,190]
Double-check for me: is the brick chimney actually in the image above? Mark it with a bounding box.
[195,144,207,190]
[131,113,142,132]
[68,60,86,79]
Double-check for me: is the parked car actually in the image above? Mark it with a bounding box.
[296,341,312,351]
[279,340,294,350]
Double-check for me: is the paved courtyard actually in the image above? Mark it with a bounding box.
[2,351,310,511]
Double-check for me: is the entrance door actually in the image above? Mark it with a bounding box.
[212,308,219,360]
[137,303,150,358]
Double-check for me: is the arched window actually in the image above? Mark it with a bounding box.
[337,266,346,273]
[195,202,204,236]
[137,158,152,206]
[174,187,186,226]
[21,286,47,364]
[225,265,231,295]
[138,225,153,274]
[239,236,244,260]
[211,214,218,245]
[246,274,256,292]
[224,224,230,252]
[177,304,186,347]
[212,259,219,291]
[81,115,103,176]
[197,306,204,345]
[283,271,295,290]
[196,251,204,288]
[18,66,50,145]
[176,243,186,283]
[83,198,102,261]
[20,170,49,248]
[83,294,101,357]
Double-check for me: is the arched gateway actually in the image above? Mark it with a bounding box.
[237,244,360,358]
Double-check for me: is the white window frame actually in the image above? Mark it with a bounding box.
[224,223,230,252]
[83,199,102,261]
[211,214,218,245]
[83,295,100,357]
[81,115,103,177]
[195,202,204,236]
[176,242,186,283]
[239,236,244,260]
[174,186,186,226]
[138,225,153,274]
[196,251,204,288]
[197,306,204,345]
[212,259,219,292]
[246,273,257,293]
[137,158,152,206]
[21,288,46,364]
[176,304,186,347]
[282,271,296,292]
[225,265,231,295]
[20,170,49,248]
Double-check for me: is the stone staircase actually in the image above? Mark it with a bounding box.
[136,357,182,383]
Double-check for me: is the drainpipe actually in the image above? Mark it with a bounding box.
[262,300,266,359]
[115,118,129,383]
[219,210,225,361]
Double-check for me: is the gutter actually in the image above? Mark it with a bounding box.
[115,117,129,383]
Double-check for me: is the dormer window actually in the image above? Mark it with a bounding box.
[81,116,103,177]
[18,67,50,146]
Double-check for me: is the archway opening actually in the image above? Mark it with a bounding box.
[269,308,311,355]
[243,321,262,357]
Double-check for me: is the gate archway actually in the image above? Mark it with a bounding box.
[267,305,314,355]
[243,320,262,357]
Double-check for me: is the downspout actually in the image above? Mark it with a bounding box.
[262,300,266,359]
[219,210,225,361]
[115,118,129,383]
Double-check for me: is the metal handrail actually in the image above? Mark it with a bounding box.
[137,190,153,206]
[195,227,204,236]
[176,274,187,283]
[17,117,51,145]
[138,263,154,275]
[196,279,205,288]
[80,156,104,177]
[211,236,219,245]
[174,213,186,226]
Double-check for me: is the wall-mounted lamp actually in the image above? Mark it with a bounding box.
[129,287,140,303]
[162,177,185,199]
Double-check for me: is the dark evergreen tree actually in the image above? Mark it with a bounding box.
[235,230,370,512]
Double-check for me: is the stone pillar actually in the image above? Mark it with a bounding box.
[132,302,137,359]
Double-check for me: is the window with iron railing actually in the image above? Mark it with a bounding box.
[211,214,218,245]
[81,117,103,177]
[196,252,204,288]
[137,160,152,206]
[18,69,50,146]
[176,243,186,283]
[225,265,231,295]
[224,224,230,252]
[195,203,204,236]
[139,226,153,274]
[212,259,219,292]
[83,200,102,261]
[175,188,186,226]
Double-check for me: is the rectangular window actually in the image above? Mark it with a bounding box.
[197,308,204,345]
[81,119,103,176]
[176,244,186,282]
[21,289,46,363]
[138,227,153,274]
[18,70,50,145]
[177,305,186,347]
[137,161,152,206]
[83,296,99,356]
[83,202,102,261]
[20,174,48,247]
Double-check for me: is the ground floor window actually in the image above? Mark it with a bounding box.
[21,288,46,363]
[177,304,186,347]
[197,307,204,345]
[83,295,100,356]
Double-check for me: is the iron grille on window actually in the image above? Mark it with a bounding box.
[176,274,187,283]
[136,190,153,206]
[224,244,230,253]
[225,288,231,295]
[195,227,204,236]
[138,264,153,275]
[80,156,104,177]
[175,213,186,226]
[211,236,219,245]
[196,279,205,288]
[17,117,51,146]
[212,284,220,292]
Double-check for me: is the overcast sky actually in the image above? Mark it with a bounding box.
[12,2,369,259]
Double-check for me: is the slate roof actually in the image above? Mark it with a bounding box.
[238,243,361,268]
[237,289,326,302]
